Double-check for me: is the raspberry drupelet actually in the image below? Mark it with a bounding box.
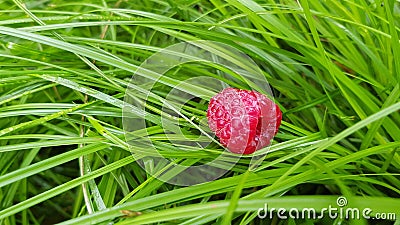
[207,88,282,154]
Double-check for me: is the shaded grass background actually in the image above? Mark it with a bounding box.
[0,0,399,224]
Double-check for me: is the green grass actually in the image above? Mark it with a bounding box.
[0,0,400,224]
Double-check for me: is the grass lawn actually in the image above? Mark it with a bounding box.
[0,0,399,224]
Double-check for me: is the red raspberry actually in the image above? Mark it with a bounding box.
[207,88,282,154]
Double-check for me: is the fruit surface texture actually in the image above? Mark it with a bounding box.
[207,88,282,154]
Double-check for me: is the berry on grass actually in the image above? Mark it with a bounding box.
[207,87,282,154]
